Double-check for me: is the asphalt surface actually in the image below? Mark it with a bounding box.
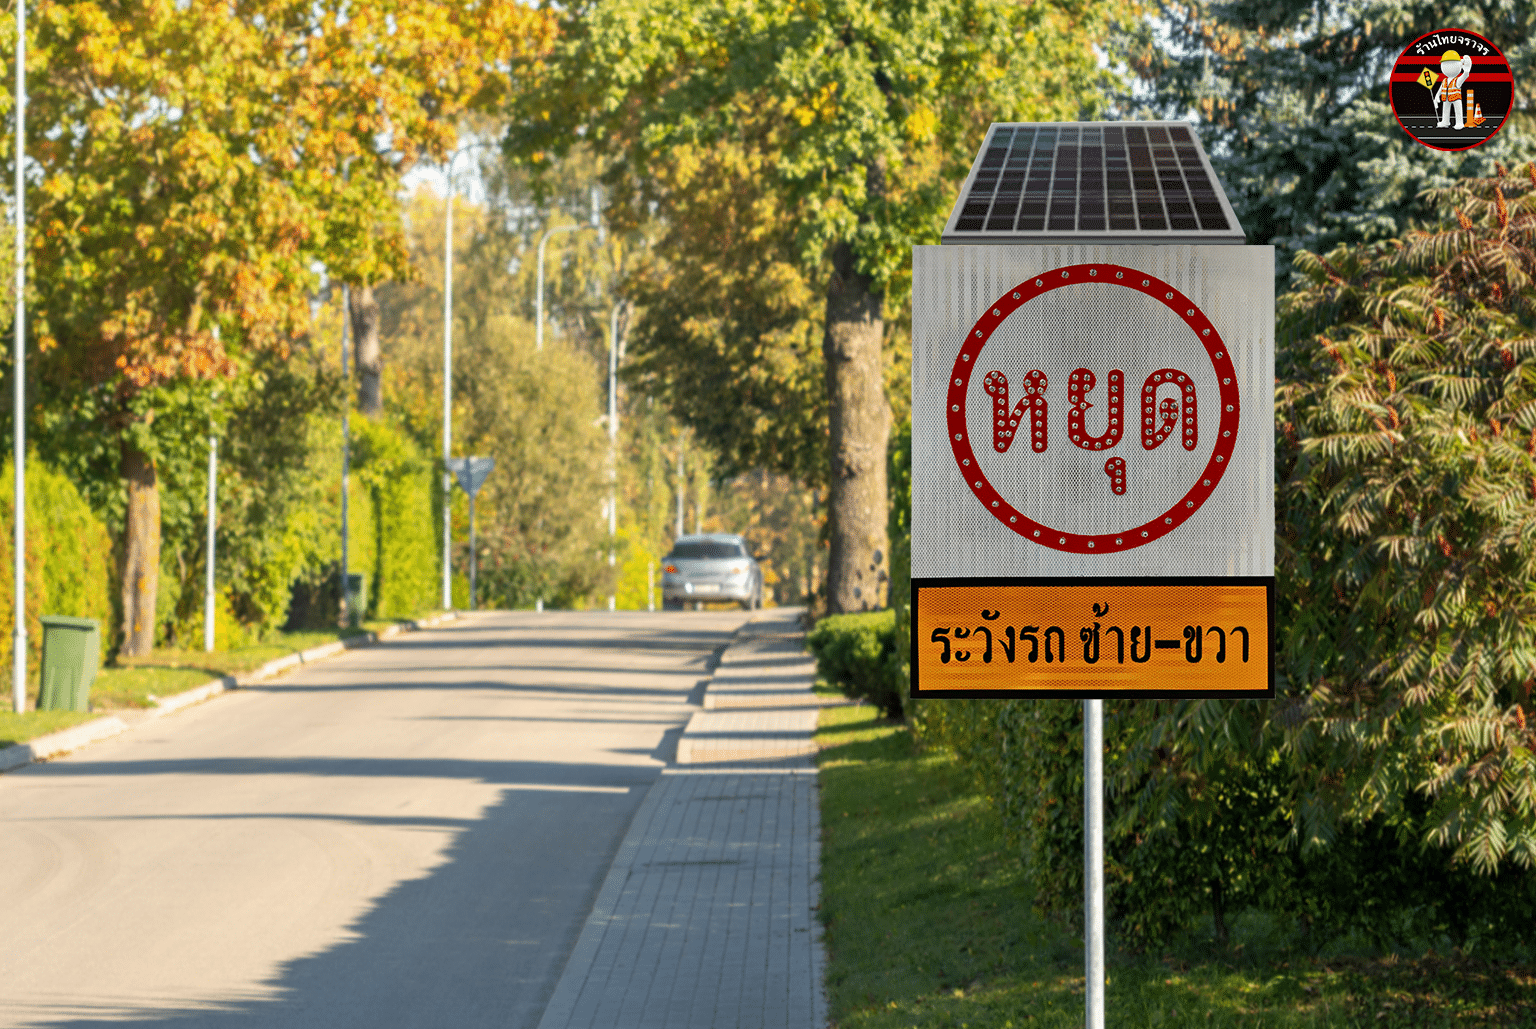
[0,610,751,1029]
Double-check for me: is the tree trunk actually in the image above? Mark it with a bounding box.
[119,443,161,657]
[822,239,890,613]
[350,282,383,417]
[1211,877,1228,947]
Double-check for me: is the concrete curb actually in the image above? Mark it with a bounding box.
[0,714,132,772]
[0,610,464,771]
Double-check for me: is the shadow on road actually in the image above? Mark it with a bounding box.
[4,610,768,1029]
[10,754,657,1029]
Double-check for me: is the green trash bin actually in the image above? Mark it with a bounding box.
[39,615,101,712]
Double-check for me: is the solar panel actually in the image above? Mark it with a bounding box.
[942,122,1245,245]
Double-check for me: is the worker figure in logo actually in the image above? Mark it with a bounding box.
[1435,50,1473,129]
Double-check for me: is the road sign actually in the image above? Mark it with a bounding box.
[446,456,495,610]
[910,245,1274,696]
[912,577,1271,697]
[446,456,495,498]
[916,122,1275,1029]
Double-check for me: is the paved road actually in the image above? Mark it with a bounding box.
[0,610,750,1029]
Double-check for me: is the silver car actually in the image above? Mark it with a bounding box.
[661,534,763,610]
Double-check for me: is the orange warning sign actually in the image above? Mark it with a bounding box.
[912,578,1272,698]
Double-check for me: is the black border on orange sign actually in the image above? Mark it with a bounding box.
[909,576,1275,700]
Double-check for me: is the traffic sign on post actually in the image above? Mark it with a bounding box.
[911,121,1274,1029]
[447,456,495,499]
[911,124,1275,699]
[446,456,495,610]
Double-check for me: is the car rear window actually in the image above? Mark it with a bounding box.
[670,541,746,560]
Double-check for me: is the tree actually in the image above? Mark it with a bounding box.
[1264,165,1536,873]
[1121,0,1536,281]
[510,0,1135,612]
[376,188,611,608]
[8,0,552,655]
[1085,167,1536,907]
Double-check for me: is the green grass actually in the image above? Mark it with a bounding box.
[0,708,103,749]
[815,704,1536,1028]
[0,612,450,749]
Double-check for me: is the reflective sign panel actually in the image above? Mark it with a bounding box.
[910,244,1275,697]
[912,578,1272,698]
[911,245,1273,580]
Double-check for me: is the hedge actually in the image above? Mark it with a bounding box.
[0,457,114,699]
[353,418,437,620]
[806,609,902,719]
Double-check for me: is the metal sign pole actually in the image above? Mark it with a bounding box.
[446,457,494,613]
[1084,698,1105,1029]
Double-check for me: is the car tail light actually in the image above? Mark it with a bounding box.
[664,564,678,573]
[731,566,744,574]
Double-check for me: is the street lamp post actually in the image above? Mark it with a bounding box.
[606,303,620,611]
[12,0,26,713]
[203,329,222,653]
[675,432,688,540]
[340,285,352,627]
[535,186,602,353]
[440,140,496,611]
[203,425,217,651]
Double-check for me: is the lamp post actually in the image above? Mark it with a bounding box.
[675,432,685,540]
[202,326,223,653]
[340,285,352,627]
[440,140,496,611]
[535,186,602,353]
[606,303,620,611]
[12,0,26,713]
[203,433,216,651]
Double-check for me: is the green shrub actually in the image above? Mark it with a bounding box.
[913,173,1536,955]
[807,609,902,719]
[888,418,912,712]
[0,456,115,696]
[354,418,437,619]
[925,696,1536,954]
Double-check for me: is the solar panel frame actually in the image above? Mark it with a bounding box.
[942,122,1245,245]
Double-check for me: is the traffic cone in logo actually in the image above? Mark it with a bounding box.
[1466,89,1485,127]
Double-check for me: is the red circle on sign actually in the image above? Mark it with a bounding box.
[946,264,1240,554]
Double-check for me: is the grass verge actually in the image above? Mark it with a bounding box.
[0,612,452,749]
[0,709,103,749]
[815,702,1536,1028]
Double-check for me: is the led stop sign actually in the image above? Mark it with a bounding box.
[910,122,1275,699]
[948,263,1240,553]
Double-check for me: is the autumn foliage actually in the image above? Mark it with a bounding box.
[2,0,553,654]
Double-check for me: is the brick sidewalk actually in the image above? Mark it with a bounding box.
[537,611,827,1029]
